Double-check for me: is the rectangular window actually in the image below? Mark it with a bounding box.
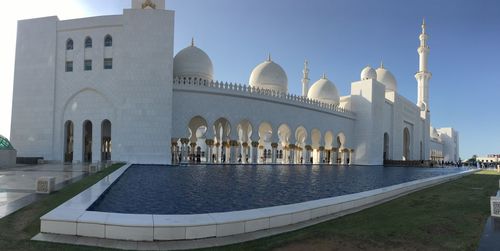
[84,60,92,71]
[104,58,113,70]
[65,61,73,72]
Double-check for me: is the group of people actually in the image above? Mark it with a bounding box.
[434,160,462,167]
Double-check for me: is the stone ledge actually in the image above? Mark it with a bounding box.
[40,167,479,242]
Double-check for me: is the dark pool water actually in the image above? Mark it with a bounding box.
[88,164,468,214]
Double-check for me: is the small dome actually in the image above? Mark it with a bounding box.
[0,135,14,150]
[249,56,288,93]
[431,127,440,139]
[376,65,397,92]
[360,66,377,80]
[307,74,340,105]
[173,42,214,81]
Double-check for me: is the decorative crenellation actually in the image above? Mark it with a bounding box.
[173,77,355,117]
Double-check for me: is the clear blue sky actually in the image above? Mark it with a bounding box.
[0,0,499,159]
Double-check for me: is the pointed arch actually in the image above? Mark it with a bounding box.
[188,116,208,143]
[277,124,291,147]
[403,127,411,160]
[66,38,74,50]
[85,36,93,48]
[237,119,253,144]
[82,120,93,163]
[64,120,74,163]
[294,126,308,146]
[104,34,113,47]
[101,119,112,161]
[336,132,346,149]
[324,131,334,149]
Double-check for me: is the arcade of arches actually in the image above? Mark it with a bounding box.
[172,116,354,165]
[61,117,416,165]
[63,119,112,163]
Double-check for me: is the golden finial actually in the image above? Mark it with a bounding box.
[142,0,156,9]
[191,37,195,47]
[267,53,272,61]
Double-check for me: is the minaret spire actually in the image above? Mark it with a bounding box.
[415,18,432,117]
[302,59,310,97]
[421,18,426,34]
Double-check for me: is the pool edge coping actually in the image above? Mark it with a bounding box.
[38,164,480,241]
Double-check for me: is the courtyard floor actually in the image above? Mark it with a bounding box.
[0,163,88,219]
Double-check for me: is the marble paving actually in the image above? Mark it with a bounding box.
[0,163,87,219]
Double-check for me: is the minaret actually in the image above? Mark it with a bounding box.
[415,18,432,117]
[302,60,310,97]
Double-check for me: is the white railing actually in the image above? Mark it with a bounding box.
[173,77,355,117]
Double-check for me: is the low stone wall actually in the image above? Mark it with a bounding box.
[39,165,478,242]
[0,149,17,167]
[16,156,43,165]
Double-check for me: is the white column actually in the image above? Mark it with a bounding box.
[289,144,295,164]
[319,146,325,164]
[305,145,312,164]
[349,149,354,165]
[205,139,214,164]
[170,141,178,165]
[241,143,248,164]
[214,144,220,163]
[190,142,197,163]
[331,148,338,164]
[92,123,101,163]
[73,121,83,163]
[229,140,237,164]
[207,145,213,163]
[251,142,259,164]
[271,143,278,164]
[181,138,189,164]
[340,149,347,165]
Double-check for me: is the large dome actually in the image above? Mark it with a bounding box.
[360,66,377,80]
[249,57,288,93]
[173,42,214,81]
[307,74,340,105]
[376,65,397,92]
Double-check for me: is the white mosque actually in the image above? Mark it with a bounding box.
[9,0,459,166]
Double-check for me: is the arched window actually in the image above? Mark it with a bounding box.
[66,39,73,50]
[104,35,113,47]
[85,37,92,48]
